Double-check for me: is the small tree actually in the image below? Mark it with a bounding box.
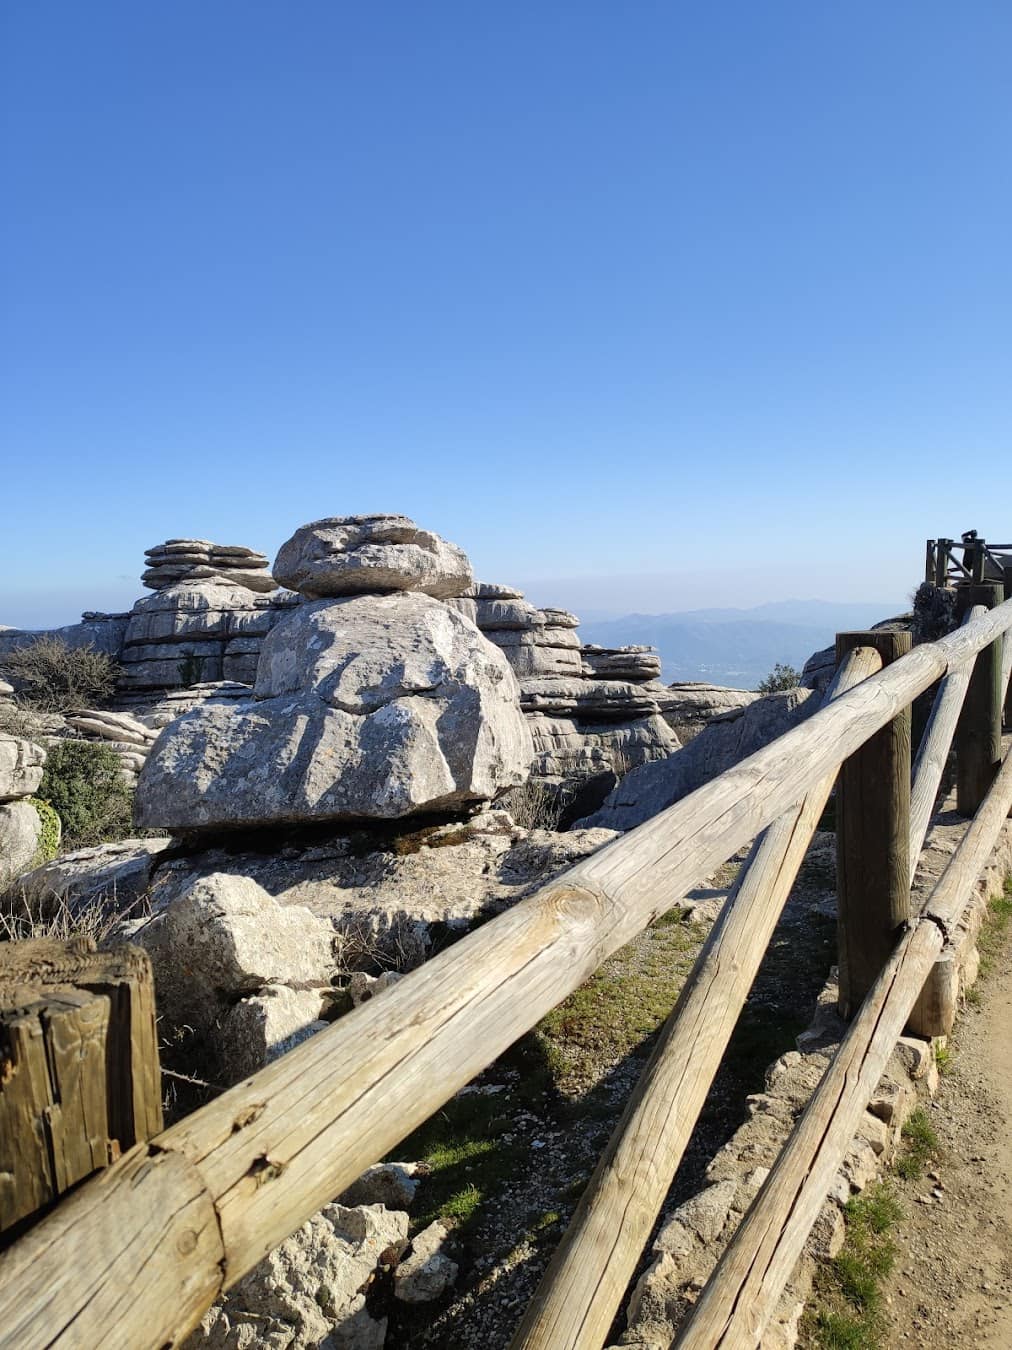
[38,740,134,849]
[755,662,801,695]
[3,637,119,713]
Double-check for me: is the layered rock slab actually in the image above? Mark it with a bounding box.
[135,592,533,831]
[273,514,473,599]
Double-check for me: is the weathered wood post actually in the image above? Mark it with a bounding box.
[835,631,912,1018]
[954,582,1004,816]
[0,937,162,1237]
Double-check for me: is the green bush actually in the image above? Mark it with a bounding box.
[2,637,119,713]
[38,740,134,849]
[27,797,62,867]
[755,662,801,694]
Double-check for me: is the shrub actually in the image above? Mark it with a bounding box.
[3,637,119,713]
[27,797,62,868]
[755,662,801,694]
[38,740,134,848]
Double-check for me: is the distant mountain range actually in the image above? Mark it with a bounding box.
[579,599,905,688]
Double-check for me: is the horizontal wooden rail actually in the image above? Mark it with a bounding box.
[510,648,883,1350]
[908,605,984,880]
[675,741,1012,1348]
[3,598,1012,1349]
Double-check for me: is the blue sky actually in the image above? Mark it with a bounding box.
[2,2,1010,627]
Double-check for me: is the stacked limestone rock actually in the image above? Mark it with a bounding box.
[142,539,277,592]
[135,516,534,832]
[0,735,51,888]
[118,539,296,699]
[449,581,678,796]
[65,709,157,785]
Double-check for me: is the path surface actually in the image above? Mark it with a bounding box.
[882,931,1012,1346]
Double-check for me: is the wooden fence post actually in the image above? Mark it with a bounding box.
[835,630,912,1018]
[0,938,162,1238]
[955,582,1004,815]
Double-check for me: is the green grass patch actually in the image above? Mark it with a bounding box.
[976,878,1012,980]
[894,1107,938,1181]
[803,1183,902,1349]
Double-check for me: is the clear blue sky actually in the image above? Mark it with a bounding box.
[2,2,1010,627]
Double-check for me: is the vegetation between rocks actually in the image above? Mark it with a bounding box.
[2,636,119,713]
[805,1183,904,1349]
[37,739,134,849]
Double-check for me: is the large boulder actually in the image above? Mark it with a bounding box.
[274,515,473,599]
[135,593,533,831]
[17,838,171,919]
[135,872,335,1038]
[0,736,46,801]
[578,688,818,832]
[0,800,44,889]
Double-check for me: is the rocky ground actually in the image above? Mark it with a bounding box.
[385,837,840,1349]
[878,896,1012,1348]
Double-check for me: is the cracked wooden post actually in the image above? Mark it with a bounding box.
[835,630,912,1019]
[0,938,162,1237]
[955,582,1004,816]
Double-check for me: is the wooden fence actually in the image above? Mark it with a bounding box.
[2,593,1012,1350]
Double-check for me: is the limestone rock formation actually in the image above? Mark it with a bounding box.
[139,681,255,728]
[66,709,157,785]
[118,582,297,695]
[273,514,473,599]
[135,591,533,831]
[0,612,129,663]
[459,583,679,795]
[17,838,172,919]
[142,539,277,593]
[187,1202,408,1349]
[0,735,48,888]
[579,687,817,832]
[661,682,761,743]
[0,800,45,890]
[0,736,46,801]
[136,872,335,1033]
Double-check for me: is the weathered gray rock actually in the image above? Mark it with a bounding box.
[393,1220,458,1303]
[341,1161,420,1215]
[138,812,616,971]
[136,872,336,1034]
[129,681,255,728]
[187,1202,407,1350]
[0,736,45,801]
[661,683,760,742]
[0,613,129,662]
[340,1162,419,1211]
[119,583,294,692]
[17,838,171,918]
[579,687,817,831]
[216,985,328,1081]
[581,646,662,681]
[135,593,533,831]
[519,678,661,719]
[142,539,277,593]
[0,800,43,888]
[274,515,473,599]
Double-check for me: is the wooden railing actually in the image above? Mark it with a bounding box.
[2,595,1012,1350]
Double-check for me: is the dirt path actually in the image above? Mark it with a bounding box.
[882,932,1012,1345]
